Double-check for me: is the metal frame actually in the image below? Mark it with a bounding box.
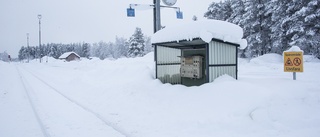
[207,40,239,81]
[153,37,240,85]
[205,43,210,83]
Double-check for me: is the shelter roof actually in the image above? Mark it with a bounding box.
[59,52,80,59]
[152,19,247,49]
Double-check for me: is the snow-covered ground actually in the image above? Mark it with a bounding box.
[1,53,320,137]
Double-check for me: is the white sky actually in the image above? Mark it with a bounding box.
[0,0,219,57]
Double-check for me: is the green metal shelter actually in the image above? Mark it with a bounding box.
[152,20,247,86]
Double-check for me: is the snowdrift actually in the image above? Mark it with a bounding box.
[1,53,320,137]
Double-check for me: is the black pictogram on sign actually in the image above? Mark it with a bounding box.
[293,58,301,66]
[285,58,293,66]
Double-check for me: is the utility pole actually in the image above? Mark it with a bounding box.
[27,33,30,63]
[38,14,42,63]
[153,0,161,33]
[129,0,180,33]
[126,0,178,62]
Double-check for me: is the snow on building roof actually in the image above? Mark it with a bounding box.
[152,19,247,49]
[59,52,80,59]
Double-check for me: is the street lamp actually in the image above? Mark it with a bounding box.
[26,33,29,63]
[129,0,180,33]
[38,14,42,63]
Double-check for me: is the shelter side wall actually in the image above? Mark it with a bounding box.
[156,46,182,84]
[209,66,236,81]
[208,41,237,82]
[209,41,236,64]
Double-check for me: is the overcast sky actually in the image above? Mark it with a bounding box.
[0,0,219,57]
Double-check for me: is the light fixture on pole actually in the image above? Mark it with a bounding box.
[127,1,181,35]
[162,0,177,6]
[38,14,42,63]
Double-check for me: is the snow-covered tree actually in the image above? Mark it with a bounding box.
[229,0,245,26]
[241,0,272,57]
[80,43,90,58]
[144,36,153,54]
[128,27,145,57]
[288,0,320,57]
[203,0,320,58]
[0,51,10,62]
[192,15,198,21]
[114,36,129,58]
[204,1,233,21]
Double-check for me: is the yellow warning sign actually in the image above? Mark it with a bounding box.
[284,51,303,72]
[285,58,293,66]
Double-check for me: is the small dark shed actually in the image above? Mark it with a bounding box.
[152,20,247,86]
[59,52,80,62]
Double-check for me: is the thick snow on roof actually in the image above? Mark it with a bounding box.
[152,19,247,49]
[59,52,80,59]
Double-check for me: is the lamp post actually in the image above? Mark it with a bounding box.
[27,33,30,63]
[38,14,42,63]
[153,0,161,33]
[130,0,178,33]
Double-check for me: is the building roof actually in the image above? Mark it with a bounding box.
[59,52,80,59]
[151,19,247,49]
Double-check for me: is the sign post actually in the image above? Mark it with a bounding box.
[283,51,303,80]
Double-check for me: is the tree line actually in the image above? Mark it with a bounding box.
[18,27,152,61]
[204,0,319,58]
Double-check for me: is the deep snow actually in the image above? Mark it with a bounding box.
[1,53,320,137]
[152,20,248,49]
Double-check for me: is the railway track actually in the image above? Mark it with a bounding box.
[16,65,130,137]
[15,66,51,137]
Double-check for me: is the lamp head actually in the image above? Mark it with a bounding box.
[38,14,42,19]
[162,0,177,6]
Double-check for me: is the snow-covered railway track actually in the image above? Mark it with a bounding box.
[16,65,129,137]
[15,66,51,137]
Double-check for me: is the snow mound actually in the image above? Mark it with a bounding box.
[89,57,101,61]
[250,53,283,64]
[213,74,236,82]
[152,19,247,49]
[2,51,320,137]
[41,56,58,62]
[0,60,5,64]
[238,58,250,65]
[304,55,320,62]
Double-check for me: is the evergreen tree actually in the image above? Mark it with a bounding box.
[268,0,289,53]
[204,1,230,20]
[144,36,153,54]
[115,36,129,58]
[0,51,9,62]
[203,0,320,58]
[81,43,90,58]
[18,46,26,60]
[242,0,272,57]
[192,15,198,21]
[229,0,245,26]
[17,32,154,61]
[128,27,145,57]
[289,0,320,57]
